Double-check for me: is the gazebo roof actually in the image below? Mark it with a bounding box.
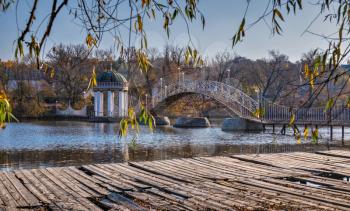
[97,70,127,84]
[94,70,128,91]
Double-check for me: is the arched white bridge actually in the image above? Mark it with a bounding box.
[151,79,350,126]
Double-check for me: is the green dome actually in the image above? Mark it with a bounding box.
[97,70,127,83]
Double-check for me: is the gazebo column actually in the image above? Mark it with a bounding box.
[94,91,98,116]
[97,91,104,117]
[124,91,128,116]
[118,91,128,117]
[107,91,115,117]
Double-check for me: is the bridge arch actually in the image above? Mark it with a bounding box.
[151,80,261,122]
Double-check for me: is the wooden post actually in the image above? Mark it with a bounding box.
[272,124,275,134]
[294,124,300,133]
[330,125,333,141]
[342,125,345,146]
[280,124,286,135]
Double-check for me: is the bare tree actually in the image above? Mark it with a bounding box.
[210,51,233,82]
[47,44,93,106]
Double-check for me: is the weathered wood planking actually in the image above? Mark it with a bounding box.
[0,150,350,210]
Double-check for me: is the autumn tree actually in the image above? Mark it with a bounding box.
[47,44,93,107]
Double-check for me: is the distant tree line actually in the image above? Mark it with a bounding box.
[1,44,349,118]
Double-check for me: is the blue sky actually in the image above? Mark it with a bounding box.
[0,0,336,62]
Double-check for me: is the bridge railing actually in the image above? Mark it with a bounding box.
[151,79,350,125]
[261,99,350,124]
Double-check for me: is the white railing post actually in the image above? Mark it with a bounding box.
[160,78,163,100]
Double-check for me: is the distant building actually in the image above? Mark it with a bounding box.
[5,69,49,91]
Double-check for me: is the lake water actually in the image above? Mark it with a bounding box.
[0,120,348,171]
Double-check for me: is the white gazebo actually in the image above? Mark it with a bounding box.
[93,69,128,117]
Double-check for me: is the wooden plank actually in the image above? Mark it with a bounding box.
[245,153,350,175]
[30,169,89,210]
[162,159,242,180]
[14,170,50,204]
[98,198,133,210]
[20,170,57,201]
[4,172,41,207]
[199,181,306,210]
[62,167,110,195]
[316,150,350,159]
[106,192,146,211]
[298,175,350,191]
[38,169,103,210]
[217,180,333,210]
[0,176,17,207]
[263,177,350,200]
[199,156,307,177]
[46,167,98,197]
[92,174,132,193]
[127,162,193,184]
[103,164,238,210]
[124,191,172,209]
[109,164,261,210]
[187,157,283,179]
[0,172,27,207]
[144,188,192,210]
[141,161,204,181]
[81,165,150,190]
[235,178,350,210]
[105,164,189,198]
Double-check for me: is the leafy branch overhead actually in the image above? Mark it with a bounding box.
[0,92,18,129]
[10,0,205,69]
[119,106,155,137]
[232,0,301,46]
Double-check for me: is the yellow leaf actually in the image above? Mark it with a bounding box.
[86,33,97,48]
[253,108,264,118]
[273,9,285,21]
[310,72,314,89]
[0,91,18,129]
[311,128,319,143]
[346,97,350,108]
[297,136,301,144]
[324,98,334,112]
[137,14,143,32]
[163,15,169,29]
[303,126,308,140]
[304,64,309,79]
[87,66,97,90]
[50,68,55,78]
[289,114,295,125]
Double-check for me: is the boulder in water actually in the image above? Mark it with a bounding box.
[174,117,210,128]
[222,118,263,131]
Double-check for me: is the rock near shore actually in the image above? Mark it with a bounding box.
[174,117,210,128]
[154,116,171,126]
[222,118,263,131]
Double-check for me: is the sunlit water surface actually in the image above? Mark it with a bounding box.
[0,120,348,171]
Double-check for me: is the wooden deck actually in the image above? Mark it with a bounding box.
[1,150,350,210]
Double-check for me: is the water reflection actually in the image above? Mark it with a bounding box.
[0,121,348,171]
